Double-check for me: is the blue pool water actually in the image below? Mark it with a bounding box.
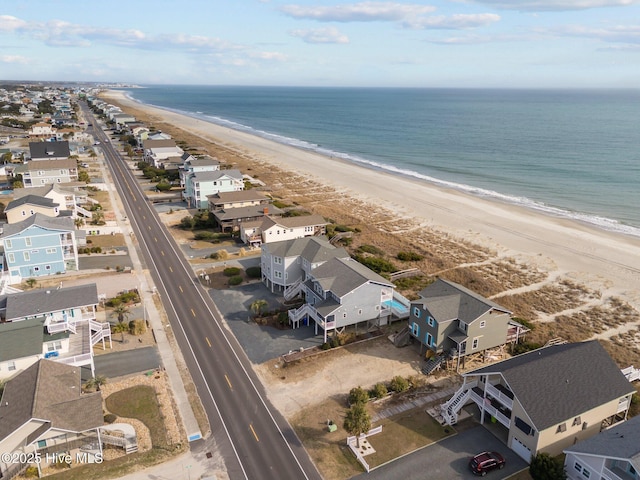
[383,299,409,312]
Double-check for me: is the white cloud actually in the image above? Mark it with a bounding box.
[546,23,640,43]
[290,27,350,43]
[280,2,436,22]
[404,13,500,29]
[0,54,29,64]
[468,0,639,11]
[0,15,28,32]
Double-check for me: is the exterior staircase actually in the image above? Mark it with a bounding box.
[89,319,112,347]
[422,355,446,375]
[288,303,317,328]
[440,381,476,425]
[283,278,304,301]
[75,205,94,218]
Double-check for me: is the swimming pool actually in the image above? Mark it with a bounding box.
[383,299,409,312]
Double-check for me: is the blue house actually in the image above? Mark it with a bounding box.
[0,213,79,285]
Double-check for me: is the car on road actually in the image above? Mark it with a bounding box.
[469,451,506,476]
[93,141,101,145]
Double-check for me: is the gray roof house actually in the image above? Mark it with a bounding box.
[4,195,60,223]
[0,284,111,379]
[0,360,104,478]
[28,141,70,160]
[563,414,640,480]
[439,341,635,463]
[409,278,527,374]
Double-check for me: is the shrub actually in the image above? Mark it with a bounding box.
[246,266,261,278]
[277,312,289,326]
[390,376,410,393]
[104,413,117,424]
[372,383,388,399]
[129,319,146,335]
[334,224,354,233]
[213,249,229,260]
[348,386,369,406]
[353,255,396,274]
[228,275,243,286]
[397,251,424,261]
[529,452,566,480]
[194,231,215,241]
[357,244,384,255]
[179,216,195,229]
[223,267,241,277]
[24,466,39,478]
[320,342,331,350]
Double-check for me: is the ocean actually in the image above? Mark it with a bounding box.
[123,86,640,237]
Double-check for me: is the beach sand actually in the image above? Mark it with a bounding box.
[102,90,640,361]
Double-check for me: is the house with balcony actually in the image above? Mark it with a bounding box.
[142,139,183,168]
[438,341,635,463]
[208,190,269,212]
[180,155,219,188]
[563,414,640,480]
[409,278,528,374]
[261,236,349,296]
[13,184,84,219]
[211,204,284,233]
[240,214,328,247]
[288,256,406,342]
[16,158,79,188]
[183,169,244,209]
[0,214,79,285]
[28,122,57,138]
[0,360,104,479]
[0,283,111,379]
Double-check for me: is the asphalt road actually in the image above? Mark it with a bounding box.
[82,105,321,480]
[92,346,161,379]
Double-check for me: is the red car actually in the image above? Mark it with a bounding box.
[469,451,506,476]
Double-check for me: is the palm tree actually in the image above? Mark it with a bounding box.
[111,304,131,324]
[74,217,84,229]
[250,299,268,318]
[111,322,129,343]
[25,278,37,289]
[84,375,107,392]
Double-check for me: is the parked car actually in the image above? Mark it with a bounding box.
[469,451,505,476]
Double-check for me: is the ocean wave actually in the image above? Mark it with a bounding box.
[123,92,640,239]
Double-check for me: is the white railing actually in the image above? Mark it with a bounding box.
[441,380,477,425]
[622,366,640,382]
[602,466,625,480]
[57,353,92,366]
[47,321,76,334]
[473,395,511,428]
[288,304,323,326]
[346,426,383,473]
[485,383,514,410]
[283,278,304,301]
[617,398,630,414]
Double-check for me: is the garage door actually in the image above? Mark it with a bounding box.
[511,437,532,463]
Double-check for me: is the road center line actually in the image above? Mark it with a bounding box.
[249,424,259,442]
[225,374,233,390]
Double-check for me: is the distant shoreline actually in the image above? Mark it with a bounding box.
[103,89,640,312]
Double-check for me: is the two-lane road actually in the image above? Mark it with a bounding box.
[83,104,321,480]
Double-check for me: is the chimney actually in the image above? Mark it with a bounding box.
[263,207,269,215]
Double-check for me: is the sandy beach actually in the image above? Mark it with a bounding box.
[102,89,640,363]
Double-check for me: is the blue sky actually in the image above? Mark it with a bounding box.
[1,0,639,88]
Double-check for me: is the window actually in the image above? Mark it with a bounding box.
[37,440,47,448]
[413,306,420,318]
[25,237,32,246]
[7,361,16,371]
[46,248,56,254]
[274,256,282,264]
[358,309,362,315]
[47,340,63,352]
[574,463,583,473]
[29,209,34,215]
[34,266,40,272]
[480,320,486,328]
[411,322,419,336]
[459,320,468,332]
[427,316,435,327]
[426,333,434,346]
[572,416,581,426]
[274,271,282,279]
[7,253,15,263]
[5,239,12,249]
[22,210,26,216]
[582,469,590,478]
[472,337,479,349]
[556,423,567,433]
[23,251,30,261]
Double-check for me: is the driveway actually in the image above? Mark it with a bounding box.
[210,282,324,363]
[93,346,161,379]
[79,253,133,270]
[356,424,528,480]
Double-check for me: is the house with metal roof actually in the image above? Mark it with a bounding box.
[0,213,79,285]
[0,283,111,379]
[409,278,528,374]
[0,360,104,478]
[563,414,640,480]
[439,341,635,463]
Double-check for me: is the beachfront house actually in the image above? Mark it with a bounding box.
[4,195,61,223]
[261,236,349,295]
[183,169,244,209]
[211,204,284,233]
[563,414,640,480]
[0,214,79,285]
[0,360,105,479]
[438,341,635,463]
[0,283,111,379]
[28,122,57,138]
[240,214,328,247]
[409,278,528,373]
[142,139,183,168]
